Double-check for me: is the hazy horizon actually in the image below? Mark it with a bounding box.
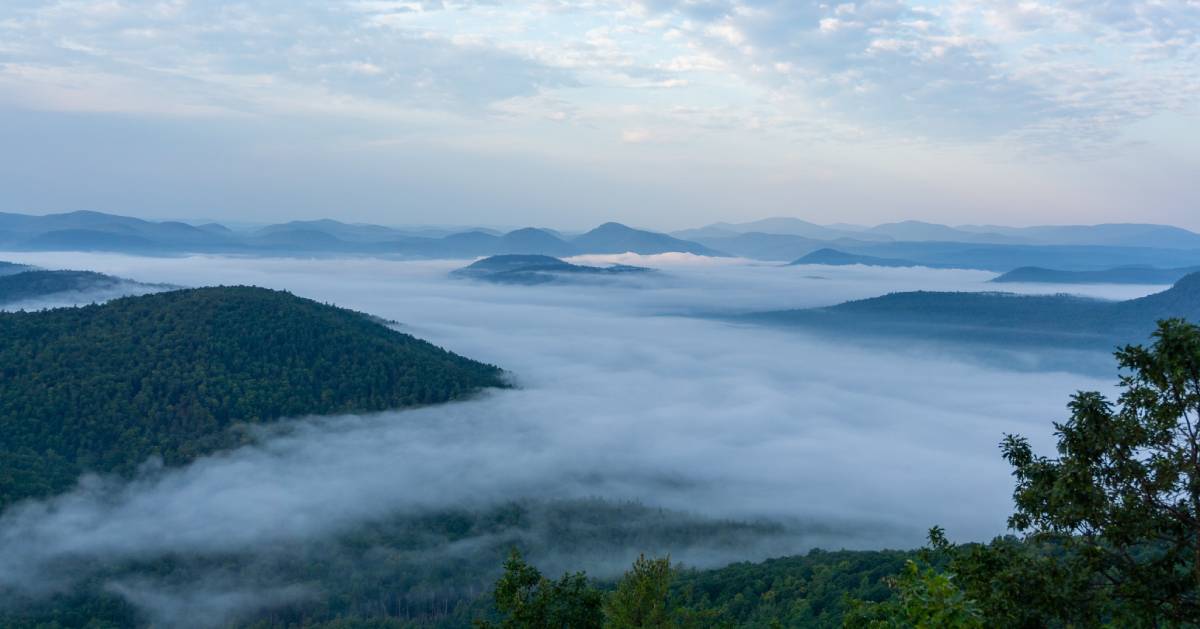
[6,207,1200,236]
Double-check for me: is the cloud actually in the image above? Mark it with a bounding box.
[0,2,1196,229]
[630,0,1200,150]
[0,251,1147,621]
[0,0,576,116]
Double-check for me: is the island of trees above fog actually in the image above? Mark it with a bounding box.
[452,255,652,285]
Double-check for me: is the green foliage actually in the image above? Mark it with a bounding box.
[0,286,506,509]
[604,555,674,629]
[475,547,921,629]
[671,549,912,628]
[857,318,1200,627]
[995,318,1200,623]
[843,559,982,629]
[479,549,605,629]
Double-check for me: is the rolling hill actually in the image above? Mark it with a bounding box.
[0,286,506,508]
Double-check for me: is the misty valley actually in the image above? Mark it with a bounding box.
[1,213,1200,627]
[6,0,1200,623]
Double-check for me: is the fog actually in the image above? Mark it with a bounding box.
[0,251,1159,625]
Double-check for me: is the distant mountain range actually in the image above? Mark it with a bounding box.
[677,218,1200,270]
[991,266,1200,285]
[4,211,1200,272]
[452,254,651,285]
[0,211,720,259]
[677,217,1200,249]
[743,272,1200,353]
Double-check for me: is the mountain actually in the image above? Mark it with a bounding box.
[743,272,1200,352]
[823,242,1200,272]
[865,221,1020,244]
[495,228,579,256]
[789,248,924,268]
[0,210,239,251]
[687,232,842,261]
[5,211,1200,261]
[991,266,1200,285]
[437,230,502,257]
[957,223,1200,249]
[572,222,723,256]
[254,219,409,243]
[452,254,651,285]
[250,228,355,251]
[674,219,1200,252]
[0,286,506,508]
[686,233,1200,268]
[0,269,170,306]
[18,228,160,251]
[674,217,890,242]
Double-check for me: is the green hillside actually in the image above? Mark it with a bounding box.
[0,286,506,508]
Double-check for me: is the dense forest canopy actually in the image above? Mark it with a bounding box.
[0,286,506,509]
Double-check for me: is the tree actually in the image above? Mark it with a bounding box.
[852,320,1200,627]
[999,318,1200,622]
[479,549,605,629]
[843,557,983,629]
[604,554,674,629]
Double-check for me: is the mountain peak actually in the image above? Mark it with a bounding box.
[589,221,635,233]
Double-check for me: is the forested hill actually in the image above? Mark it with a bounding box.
[0,286,506,508]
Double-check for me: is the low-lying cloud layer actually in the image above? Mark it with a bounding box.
[0,251,1153,623]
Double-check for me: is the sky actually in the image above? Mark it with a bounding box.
[0,0,1197,230]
